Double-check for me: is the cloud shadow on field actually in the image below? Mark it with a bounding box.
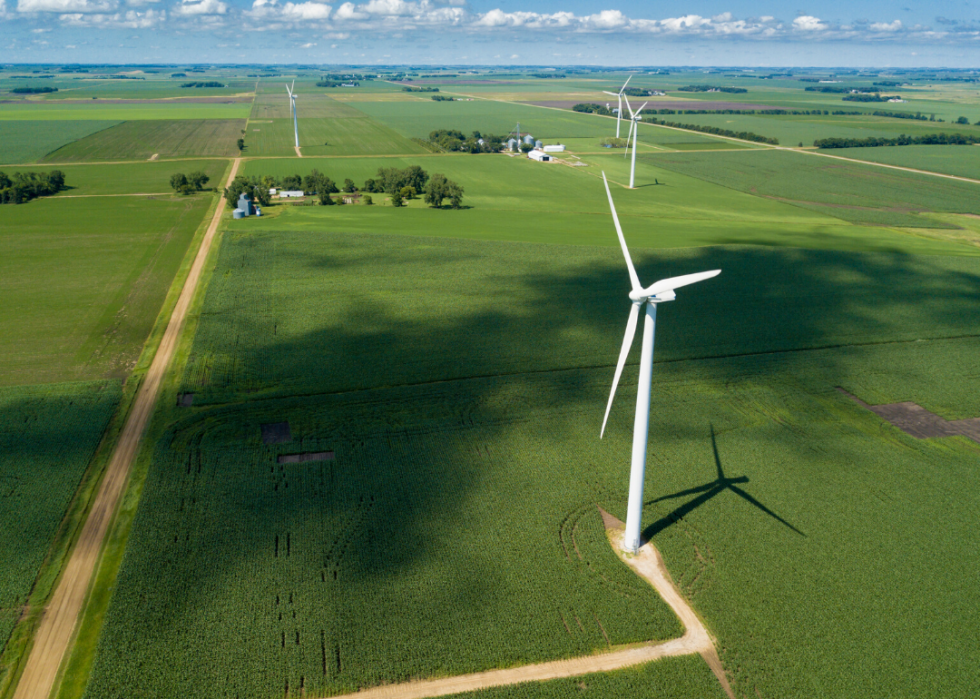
[79,231,980,698]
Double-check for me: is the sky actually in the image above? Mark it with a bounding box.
[2,0,979,66]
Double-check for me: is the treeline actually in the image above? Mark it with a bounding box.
[813,133,980,149]
[646,108,860,116]
[0,170,66,205]
[644,118,779,144]
[11,86,57,94]
[573,103,612,116]
[427,129,504,153]
[843,94,900,103]
[169,171,210,195]
[806,85,879,93]
[180,81,225,88]
[431,95,455,101]
[678,85,747,94]
[403,86,439,92]
[623,87,661,96]
[872,110,932,121]
[226,165,464,209]
[530,73,565,78]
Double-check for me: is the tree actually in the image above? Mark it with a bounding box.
[519,143,534,153]
[236,138,245,151]
[170,173,188,192]
[956,116,970,125]
[319,190,335,205]
[282,174,302,191]
[424,173,449,207]
[362,195,373,205]
[343,178,357,193]
[390,190,404,207]
[402,165,429,192]
[362,178,380,193]
[187,171,210,190]
[399,185,416,200]
[447,181,464,209]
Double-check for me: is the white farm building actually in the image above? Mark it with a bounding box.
[542,144,565,153]
[527,150,552,162]
[278,190,305,198]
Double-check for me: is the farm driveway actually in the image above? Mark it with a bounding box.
[12,158,242,699]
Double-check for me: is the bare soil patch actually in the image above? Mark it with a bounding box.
[277,451,334,464]
[838,388,980,443]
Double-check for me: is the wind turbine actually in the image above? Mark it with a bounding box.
[285,81,299,149]
[622,95,648,189]
[602,74,632,139]
[599,173,720,553]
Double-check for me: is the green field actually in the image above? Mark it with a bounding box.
[825,144,980,179]
[7,160,229,195]
[644,148,980,227]
[42,120,246,161]
[0,102,251,120]
[643,112,980,148]
[238,154,972,256]
[0,121,120,165]
[0,380,121,657]
[244,117,428,156]
[0,193,212,385]
[84,227,980,698]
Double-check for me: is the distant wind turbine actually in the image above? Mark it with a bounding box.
[602,74,632,139]
[285,81,299,149]
[599,172,721,553]
[622,95,648,189]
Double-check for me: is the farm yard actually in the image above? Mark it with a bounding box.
[1,65,980,699]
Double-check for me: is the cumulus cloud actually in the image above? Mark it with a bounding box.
[174,0,225,15]
[59,7,163,25]
[19,0,116,13]
[870,19,902,31]
[792,15,826,31]
[333,1,364,19]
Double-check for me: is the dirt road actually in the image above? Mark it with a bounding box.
[327,519,733,699]
[12,158,241,699]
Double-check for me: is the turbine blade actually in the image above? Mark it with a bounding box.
[601,302,640,438]
[622,94,633,118]
[728,485,806,536]
[621,74,632,92]
[642,269,721,297]
[637,101,649,116]
[602,172,642,292]
[602,91,619,96]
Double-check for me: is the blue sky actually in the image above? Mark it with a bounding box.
[2,0,979,65]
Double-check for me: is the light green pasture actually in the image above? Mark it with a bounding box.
[0,121,119,164]
[9,160,229,195]
[826,144,980,180]
[239,154,974,256]
[0,194,212,385]
[41,120,246,161]
[0,102,252,120]
[244,118,427,157]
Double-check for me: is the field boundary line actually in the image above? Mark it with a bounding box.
[322,519,732,699]
[11,158,242,699]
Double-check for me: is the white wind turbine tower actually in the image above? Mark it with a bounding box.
[602,74,632,139]
[599,173,720,553]
[622,95,648,190]
[285,81,299,149]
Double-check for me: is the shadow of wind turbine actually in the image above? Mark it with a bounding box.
[642,425,806,541]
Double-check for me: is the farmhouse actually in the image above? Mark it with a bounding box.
[278,190,304,198]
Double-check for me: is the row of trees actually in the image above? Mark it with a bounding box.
[813,133,980,148]
[677,85,748,93]
[169,172,211,195]
[180,81,225,88]
[427,129,504,153]
[573,103,612,116]
[843,94,900,102]
[0,170,66,205]
[11,86,57,94]
[644,118,779,144]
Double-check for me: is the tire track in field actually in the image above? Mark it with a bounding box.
[12,158,242,699]
[325,517,734,699]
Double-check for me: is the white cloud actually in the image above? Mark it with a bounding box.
[19,0,116,13]
[59,7,163,25]
[793,15,826,31]
[870,19,902,32]
[279,1,329,19]
[174,0,225,15]
[333,1,364,19]
[584,9,627,29]
[361,0,411,15]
